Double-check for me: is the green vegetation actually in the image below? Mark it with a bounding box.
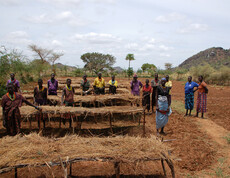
[81,52,116,75]
[125,54,135,78]
[171,100,185,113]
[141,63,156,74]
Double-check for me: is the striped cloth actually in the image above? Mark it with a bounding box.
[196,92,207,113]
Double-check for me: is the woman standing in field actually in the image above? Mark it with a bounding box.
[61,79,75,106]
[130,74,143,96]
[142,79,152,114]
[2,84,40,136]
[151,73,160,112]
[196,75,208,118]
[184,76,199,116]
[155,78,172,135]
[47,73,58,95]
[6,73,21,93]
[34,79,47,105]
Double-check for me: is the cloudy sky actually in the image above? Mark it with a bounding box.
[1,0,230,70]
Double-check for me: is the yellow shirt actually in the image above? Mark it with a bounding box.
[165,80,172,95]
[109,80,118,87]
[93,77,105,88]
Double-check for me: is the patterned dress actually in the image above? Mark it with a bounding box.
[196,81,208,113]
[1,93,26,135]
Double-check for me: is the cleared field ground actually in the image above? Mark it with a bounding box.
[0,77,229,177]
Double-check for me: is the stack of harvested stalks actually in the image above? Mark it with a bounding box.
[22,94,139,106]
[58,84,128,90]
[22,88,130,95]
[0,133,172,168]
[0,106,143,120]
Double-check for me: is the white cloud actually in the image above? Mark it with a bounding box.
[24,13,52,24]
[125,43,139,50]
[24,11,89,26]
[140,44,156,51]
[51,40,62,47]
[38,0,82,6]
[160,53,171,57]
[159,45,172,51]
[71,32,122,44]
[56,11,73,20]
[90,0,116,4]
[155,12,186,23]
[0,0,20,6]
[3,31,32,45]
[178,23,209,33]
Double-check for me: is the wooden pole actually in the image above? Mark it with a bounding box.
[29,116,32,131]
[69,162,72,176]
[14,168,17,178]
[161,159,166,176]
[143,108,146,137]
[109,113,113,134]
[38,113,41,132]
[114,162,120,178]
[42,114,46,129]
[59,117,61,128]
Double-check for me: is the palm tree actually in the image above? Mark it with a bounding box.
[126,53,135,69]
[126,54,135,78]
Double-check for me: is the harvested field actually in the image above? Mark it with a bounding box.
[7,105,143,117]
[22,88,130,95]
[23,94,139,106]
[0,77,230,177]
[0,134,174,177]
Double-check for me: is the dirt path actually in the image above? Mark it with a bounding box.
[196,118,230,174]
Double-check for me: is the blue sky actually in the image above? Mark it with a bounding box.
[1,0,230,70]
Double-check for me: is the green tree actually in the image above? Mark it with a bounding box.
[137,68,142,74]
[125,54,135,78]
[175,68,187,80]
[141,63,157,74]
[127,67,134,77]
[165,63,172,70]
[81,52,116,75]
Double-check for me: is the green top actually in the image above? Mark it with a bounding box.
[80,80,90,91]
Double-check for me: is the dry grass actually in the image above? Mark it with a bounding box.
[0,106,143,120]
[23,94,139,106]
[0,133,171,168]
[24,105,143,115]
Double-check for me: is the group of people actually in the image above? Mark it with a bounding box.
[1,72,208,136]
[130,73,208,135]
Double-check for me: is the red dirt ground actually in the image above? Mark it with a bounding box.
[0,77,229,177]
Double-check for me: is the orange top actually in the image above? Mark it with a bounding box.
[198,81,207,93]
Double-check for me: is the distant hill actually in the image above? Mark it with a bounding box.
[179,47,230,69]
[55,63,76,71]
[113,66,124,73]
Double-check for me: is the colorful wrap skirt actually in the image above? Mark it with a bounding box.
[156,95,172,129]
[185,92,194,110]
[196,92,207,113]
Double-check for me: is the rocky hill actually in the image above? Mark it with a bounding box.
[179,47,230,69]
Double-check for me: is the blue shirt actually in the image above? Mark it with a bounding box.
[185,81,199,94]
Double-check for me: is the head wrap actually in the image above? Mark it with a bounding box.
[161,78,166,81]
[133,73,138,78]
